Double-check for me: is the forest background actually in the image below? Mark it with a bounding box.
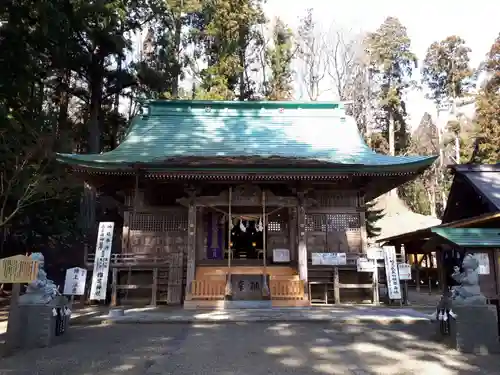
[1,0,500,268]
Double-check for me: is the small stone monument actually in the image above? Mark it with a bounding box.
[433,254,500,354]
[10,253,71,350]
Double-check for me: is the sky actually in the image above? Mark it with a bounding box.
[264,0,500,129]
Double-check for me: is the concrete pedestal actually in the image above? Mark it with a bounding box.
[436,304,500,354]
[7,296,70,351]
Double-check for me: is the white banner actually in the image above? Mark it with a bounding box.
[397,263,412,280]
[63,267,87,295]
[89,222,114,300]
[383,246,401,300]
[357,258,376,272]
[311,252,346,266]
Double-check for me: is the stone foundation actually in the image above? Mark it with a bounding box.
[7,297,70,351]
[436,304,500,354]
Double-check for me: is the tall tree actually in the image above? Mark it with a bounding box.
[265,18,294,100]
[194,0,266,100]
[421,36,472,209]
[365,17,416,157]
[422,36,473,104]
[471,34,500,163]
[296,9,328,101]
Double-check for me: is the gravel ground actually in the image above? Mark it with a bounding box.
[0,322,499,375]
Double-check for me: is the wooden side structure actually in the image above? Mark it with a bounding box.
[378,164,500,304]
[59,100,436,307]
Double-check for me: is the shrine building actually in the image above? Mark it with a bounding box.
[56,100,437,308]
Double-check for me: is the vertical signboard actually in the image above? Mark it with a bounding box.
[383,246,402,300]
[63,267,87,296]
[89,222,114,300]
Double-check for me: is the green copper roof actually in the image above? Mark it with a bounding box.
[431,228,500,247]
[56,100,437,172]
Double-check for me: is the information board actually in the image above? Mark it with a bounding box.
[397,263,412,280]
[357,258,376,272]
[0,255,38,283]
[383,246,402,300]
[63,267,87,296]
[311,252,347,266]
[366,247,384,260]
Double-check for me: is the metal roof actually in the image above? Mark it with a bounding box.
[56,100,436,172]
[376,211,500,244]
[460,170,500,210]
[431,228,500,247]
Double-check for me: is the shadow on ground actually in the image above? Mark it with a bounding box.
[0,321,498,375]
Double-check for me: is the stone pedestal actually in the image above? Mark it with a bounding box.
[7,296,70,351]
[436,304,500,354]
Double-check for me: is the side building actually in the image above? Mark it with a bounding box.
[57,100,436,307]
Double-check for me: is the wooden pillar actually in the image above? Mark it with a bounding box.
[373,260,380,305]
[196,207,204,260]
[151,268,158,306]
[415,254,421,292]
[358,194,368,253]
[288,207,297,261]
[436,248,445,294]
[111,268,118,306]
[494,249,500,300]
[333,267,340,304]
[122,212,130,254]
[184,202,197,300]
[297,195,308,294]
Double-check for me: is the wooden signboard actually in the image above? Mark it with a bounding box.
[0,255,38,284]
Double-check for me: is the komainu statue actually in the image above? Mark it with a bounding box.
[450,253,486,305]
[19,252,61,305]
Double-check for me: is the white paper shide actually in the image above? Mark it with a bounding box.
[89,222,114,300]
[383,246,401,300]
[63,267,87,295]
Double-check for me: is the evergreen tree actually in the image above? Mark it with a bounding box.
[365,17,416,156]
[472,34,500,164]
[365,201,384,238]
[265,18,294,100]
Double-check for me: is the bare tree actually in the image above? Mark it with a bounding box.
[324,27,358,100]
[323,28,376,140]
[296,9,328,101]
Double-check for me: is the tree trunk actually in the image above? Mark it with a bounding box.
[172,16,182,98]
[81,57,104,236]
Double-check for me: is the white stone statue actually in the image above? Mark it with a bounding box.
[19,252,61,305]
[450,253,486,305]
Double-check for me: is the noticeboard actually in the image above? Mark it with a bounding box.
[63,267,87,296]
[357,258,376,272]
[0,255,39,283]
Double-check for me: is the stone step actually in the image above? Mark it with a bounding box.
[224,300,273,309]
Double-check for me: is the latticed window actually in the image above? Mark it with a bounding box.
[305,214,327,232]
[306,213,360,232]
[326,214,360,231]
[129,211,188,232]
[267,221,282,232]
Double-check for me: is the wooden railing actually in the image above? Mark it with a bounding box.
[86,253,170,266]
[270,279,305,300]
[190,279,226,300]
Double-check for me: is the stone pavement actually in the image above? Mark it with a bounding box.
[79,306,434,325]
[0,322,499,375]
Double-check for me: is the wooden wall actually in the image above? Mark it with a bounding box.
[305,190,365,254]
